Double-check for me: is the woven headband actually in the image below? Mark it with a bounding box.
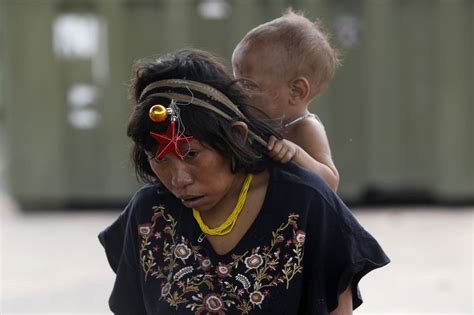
[139,79,267,146]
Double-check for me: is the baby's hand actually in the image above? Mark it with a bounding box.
[267,136,298,163]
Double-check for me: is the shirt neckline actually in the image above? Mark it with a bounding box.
[191,165,275,260]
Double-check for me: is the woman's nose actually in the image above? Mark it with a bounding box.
[170,164,193,189]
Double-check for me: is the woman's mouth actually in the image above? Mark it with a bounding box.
[180,195,205,208]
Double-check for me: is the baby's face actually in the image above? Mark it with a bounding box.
[232,47,290,120]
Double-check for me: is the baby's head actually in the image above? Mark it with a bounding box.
[232,9,339,119]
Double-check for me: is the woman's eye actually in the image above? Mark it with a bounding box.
[184,150,199,160]
[149,155,167,163]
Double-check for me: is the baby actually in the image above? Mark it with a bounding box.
[232,9,340,190]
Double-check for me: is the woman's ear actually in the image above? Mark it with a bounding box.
[231,121,249,142]
[289,77,311,105]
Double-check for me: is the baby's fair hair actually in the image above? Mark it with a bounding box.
[235,9,340,97]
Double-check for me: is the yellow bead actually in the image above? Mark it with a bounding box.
[149,104,168,122]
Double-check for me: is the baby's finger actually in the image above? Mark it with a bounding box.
[269,142,286,161]
[269,141,284,158]
[267,136,277,150]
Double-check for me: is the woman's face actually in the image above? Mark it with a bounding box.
[148,139,242,214]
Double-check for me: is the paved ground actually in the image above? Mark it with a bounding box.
[1,191,472,314]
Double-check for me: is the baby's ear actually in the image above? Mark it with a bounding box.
[231,121,249,142]
[289,77,311,105]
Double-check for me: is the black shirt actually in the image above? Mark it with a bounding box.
[99,162,390,314]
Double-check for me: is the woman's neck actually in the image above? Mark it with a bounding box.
[200,172,248,228]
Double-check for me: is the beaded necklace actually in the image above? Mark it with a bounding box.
[193,174,253,236]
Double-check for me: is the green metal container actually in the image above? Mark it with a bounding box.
[1,0,472,207]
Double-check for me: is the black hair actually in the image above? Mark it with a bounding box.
[127,49,281,183]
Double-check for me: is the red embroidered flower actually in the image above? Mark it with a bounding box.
[138,224,152,237]
[294,230,306,245]
[244,254,264,269]
[249,290,265,305]
[215,262,232,278]
[199,258,212,272]
[203,293,224,312]
[174,243,192,261]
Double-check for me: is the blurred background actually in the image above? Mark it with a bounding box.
[0,0,472,314]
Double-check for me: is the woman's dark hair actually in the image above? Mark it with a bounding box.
[127,49,280,183]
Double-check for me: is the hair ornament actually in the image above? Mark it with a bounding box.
[140,79,267,147]
[149,104,170,122]
[149,120,193,160]
[148,100,192,160]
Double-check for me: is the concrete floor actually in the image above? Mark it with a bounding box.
[1,192,473,314]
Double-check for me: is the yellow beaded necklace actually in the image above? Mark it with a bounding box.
[192,173,253,236]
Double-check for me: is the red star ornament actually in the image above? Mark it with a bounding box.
[149,120,194,160]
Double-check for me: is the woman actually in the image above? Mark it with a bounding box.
[99,49,389,315]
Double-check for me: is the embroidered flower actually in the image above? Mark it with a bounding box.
[249,291,265,305]
[244,254,264,269]
[138,224,152,237]
[199,258,212,272]
[203,293,224,312]
[215,262,232,278]
[174,243,192,261]
[161,282,171,297]
[294,230,306,245]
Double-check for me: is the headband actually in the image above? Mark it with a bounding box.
[141,79,267,160]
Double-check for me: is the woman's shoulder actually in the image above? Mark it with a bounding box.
[127,184,176,208]
[268,162,356,231]
[130,183,160,201]
[270,161,334,197]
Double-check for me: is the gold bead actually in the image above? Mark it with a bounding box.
[149,104,168,122]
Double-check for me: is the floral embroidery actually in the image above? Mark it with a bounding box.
[174,243,192,262]
[244,254,264,270]
[294,230,306,245]
[249,291,264,305]
[202,293,225,313]
[137,206,304,314]
[199,258,213,272]
[235,274,251,289]
[138,223,153,237]
[216,262,232,278]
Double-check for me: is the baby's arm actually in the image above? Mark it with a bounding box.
[267,119,339,191]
